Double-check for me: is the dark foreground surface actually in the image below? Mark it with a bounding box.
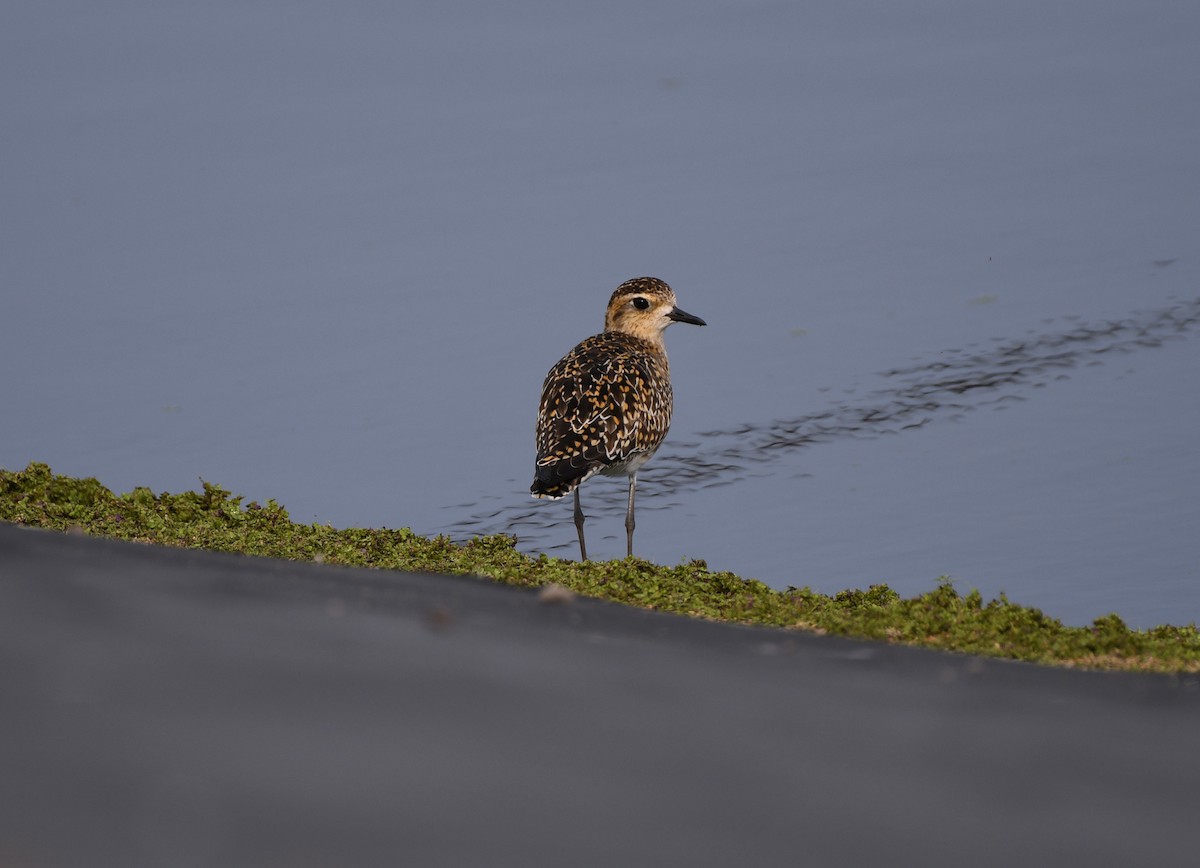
[2,524,1198,867]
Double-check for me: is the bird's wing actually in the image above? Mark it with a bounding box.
[532,336,668,496]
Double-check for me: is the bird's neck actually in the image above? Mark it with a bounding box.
[609,324,668,350]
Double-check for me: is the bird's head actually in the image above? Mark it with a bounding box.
[604,276,706,343]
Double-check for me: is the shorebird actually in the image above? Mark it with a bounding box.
[531,276,706,560]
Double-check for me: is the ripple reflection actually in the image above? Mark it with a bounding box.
[447,298,1200,549]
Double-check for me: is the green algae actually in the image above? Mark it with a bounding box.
[3,461,1198,673]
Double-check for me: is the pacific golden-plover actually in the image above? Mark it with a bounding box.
[531,276,706,560]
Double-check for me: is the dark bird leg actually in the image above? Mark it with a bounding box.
[625,473,637,558]
[573,487,588,561]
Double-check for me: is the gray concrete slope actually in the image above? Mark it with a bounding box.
[2,523,1198,867]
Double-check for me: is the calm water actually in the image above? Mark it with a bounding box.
[4,1,1198,627]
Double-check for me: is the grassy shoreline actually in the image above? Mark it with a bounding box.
[3,462,1198,673]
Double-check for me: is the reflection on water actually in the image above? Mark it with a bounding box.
[447,297,1200,552]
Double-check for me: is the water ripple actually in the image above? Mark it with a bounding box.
[446,298,1200,546]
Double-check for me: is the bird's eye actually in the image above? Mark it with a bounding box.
[632,297,650,310]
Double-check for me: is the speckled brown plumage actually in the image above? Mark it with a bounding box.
[531,276,705,560]
[531,330,673,498]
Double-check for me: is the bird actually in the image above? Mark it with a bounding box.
[531,276,706,561]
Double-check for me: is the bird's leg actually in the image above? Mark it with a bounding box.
[625,473,637,558]
[573,487,588,561]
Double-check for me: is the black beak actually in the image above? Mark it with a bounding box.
[667,306,707,327]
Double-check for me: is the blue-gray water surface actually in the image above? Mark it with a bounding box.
[3,0,1198,627]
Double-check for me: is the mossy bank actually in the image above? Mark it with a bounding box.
[3,462,1198,673]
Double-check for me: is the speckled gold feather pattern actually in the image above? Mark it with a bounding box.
[531,277,704,500]
[532,330,673,498]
